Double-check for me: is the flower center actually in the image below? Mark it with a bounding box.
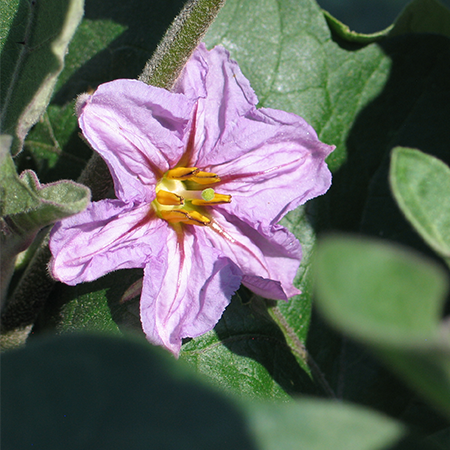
[152,167,232,226]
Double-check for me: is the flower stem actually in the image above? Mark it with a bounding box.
[139,0,225,89]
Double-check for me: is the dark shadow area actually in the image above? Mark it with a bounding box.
[317,0,450,34]
[308,29,450,432]
[307,309,449,433]
[323,31,450,257]
[32,267,144,337]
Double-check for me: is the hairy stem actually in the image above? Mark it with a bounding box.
[139,0,225,89]
[269,305,336,398]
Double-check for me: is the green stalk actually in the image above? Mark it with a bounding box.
[139,0,226,89]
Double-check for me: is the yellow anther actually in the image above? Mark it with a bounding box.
[189,171,221,185]
[166,167,221,184]
[191,193,232,206]
[156,190,184,206]
[155,166,228,227]
[165,167,198,180]
[160,209,211,226]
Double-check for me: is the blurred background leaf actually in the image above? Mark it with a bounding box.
[314,235,450,420]
[388,0,450,38]
[390,147,450,262]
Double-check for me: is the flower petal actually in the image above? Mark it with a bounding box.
[140,227,242,356]
[77,79,194,203]
[204,106,333,225]
[49,199,168,285]
[174,44,259,166]
[201,209,302,300]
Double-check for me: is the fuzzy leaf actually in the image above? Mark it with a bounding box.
[390,147,450,260]
[2,132,90,226]
[0,135,40,216]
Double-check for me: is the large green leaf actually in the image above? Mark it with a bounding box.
[3,332,439,450]
[314,235,450,419]
[0,0,84,154]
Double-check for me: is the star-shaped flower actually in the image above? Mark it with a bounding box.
[49,44,334,355]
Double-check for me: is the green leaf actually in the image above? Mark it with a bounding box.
[16,172,90,229]
[0,135,40,216]
[0,0,84,155]
[245,398,407,450]
[389,0,450,38]
[1,131,90,229]
[4,333,434,450]
[314,235,450,419]
[390,147,450,261]
[181,291,318,400]
[35,269,142,336]
[203,0,393,173]
[1,163,90,237]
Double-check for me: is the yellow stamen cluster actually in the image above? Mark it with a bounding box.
[152,167,231,226]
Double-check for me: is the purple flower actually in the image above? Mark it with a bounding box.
[49,44,334,355]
